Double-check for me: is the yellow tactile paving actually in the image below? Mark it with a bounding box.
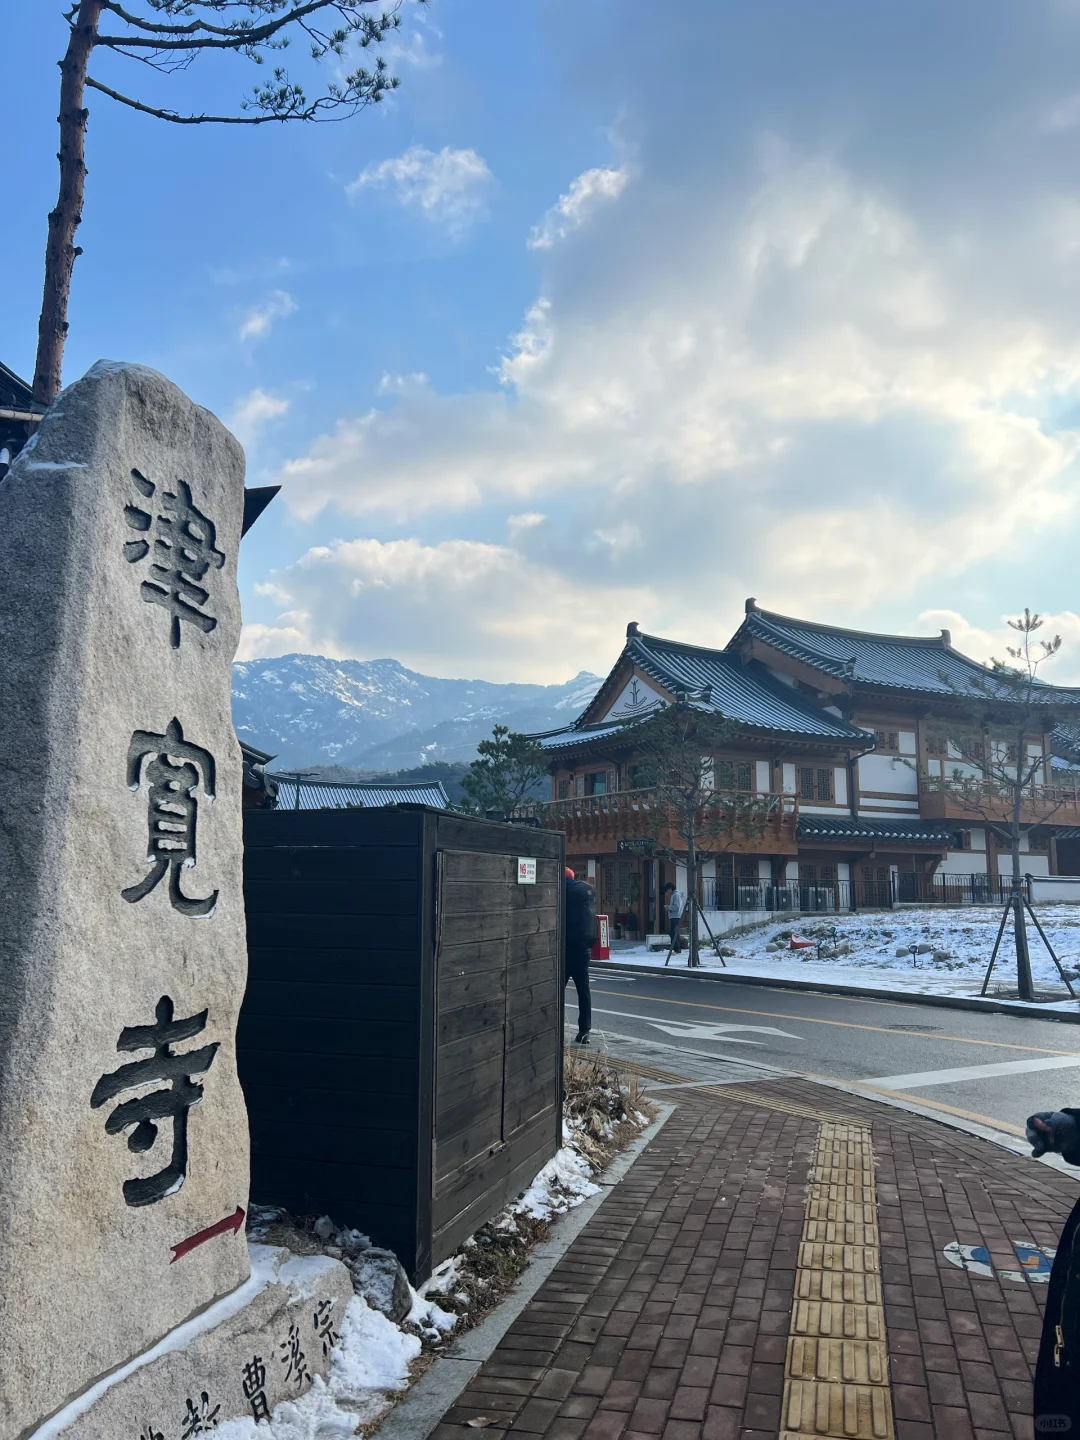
[781,1122,895,1440]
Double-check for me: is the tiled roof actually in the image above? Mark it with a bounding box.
[536,723,629,752]
[1052,827,1080,842]
[736,606,1080,705]
[269,776,449,810]
[798,815,958,845]
[624,634,872,741]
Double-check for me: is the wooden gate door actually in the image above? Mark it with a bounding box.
[431,848,562,1261]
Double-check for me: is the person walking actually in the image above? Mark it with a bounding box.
[564,866,595,1045]
[667,883,686,952]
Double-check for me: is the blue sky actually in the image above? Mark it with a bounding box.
[8,1,1080,682]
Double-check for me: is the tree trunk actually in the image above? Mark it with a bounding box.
[1010,744,1034,1000]
[33,0,103,406]
[686,829,699,968]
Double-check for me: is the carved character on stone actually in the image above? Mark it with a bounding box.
[180,1390,221,1436]
[123,718,219,917]
[242,1354,271,1423]
[279,1322,310,1390]
[91,995,219,1207]
[124,468,225,648]
[313,1297,340,1357]
[139,1426,166,1440]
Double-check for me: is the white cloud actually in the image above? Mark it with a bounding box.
[226,389,289,448]
[507,511,546,538]
[347,146,492,239]
[528,166,631,250]
[238,290,297,342]
[917,608,1080,683]
[239,536,645,680]
[386,2,442,70]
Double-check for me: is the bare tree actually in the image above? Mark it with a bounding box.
[624,695,772,968]
[35,0,409,405]
[931,609,1069,999]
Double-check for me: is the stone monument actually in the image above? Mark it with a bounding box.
[0,362,257,1438]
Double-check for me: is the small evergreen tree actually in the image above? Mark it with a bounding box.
[462,726,549,818]
[34,0,412,404]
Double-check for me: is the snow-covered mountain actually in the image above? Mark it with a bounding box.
[232,654,602,771]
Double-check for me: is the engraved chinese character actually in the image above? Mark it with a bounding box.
[180,1391,221,1436]
[139,1426,165,1440]
[125,467,224,649]
[91,995,219,1207]
[242,1355,271,1424]
[312,1298,339,1357]
[279,1322,310,1391]
[122,718,218,917]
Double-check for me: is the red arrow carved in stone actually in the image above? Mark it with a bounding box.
[170,1206,246,1263]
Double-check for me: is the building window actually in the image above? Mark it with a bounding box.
[587,771,607,795]
[926,733,947,758]
[875,730,900,754]
[816,769,833,802]
[574,775,584,797]
[738,858,757,881]
[557,779,569,800]
[737,761,752,792]
[821,864,836,884]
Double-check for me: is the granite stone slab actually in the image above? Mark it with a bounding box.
[0,362,252,1440]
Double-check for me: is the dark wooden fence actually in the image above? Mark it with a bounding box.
[238,805,565,1282]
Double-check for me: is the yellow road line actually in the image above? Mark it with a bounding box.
[592,988,1080,1057]
[781,1122,894,1440]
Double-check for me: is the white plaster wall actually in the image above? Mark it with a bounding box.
[899,731,916,756]
[701,859,716,880]
[782,763,796,795]
[1031,876,1080,903]
[755,760,771,792]
[858,754,918,795]
[838,862,851,883]
[785,860,799,882]
[936,851,990,876]
[834,768,848,806]
[759,858,772,881]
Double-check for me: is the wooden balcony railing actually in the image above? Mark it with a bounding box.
[515,787,800,854]
[919,773,1080,825]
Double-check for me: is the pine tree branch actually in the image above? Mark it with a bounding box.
[95,0,392,50]
[85,71,383,120]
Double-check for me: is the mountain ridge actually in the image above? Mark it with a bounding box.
[232,652,602,771]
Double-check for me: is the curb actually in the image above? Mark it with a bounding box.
[595,958,1080,1024]
[370,1103,676,1440]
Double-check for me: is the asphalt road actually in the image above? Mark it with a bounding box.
[565,966,1080,1136]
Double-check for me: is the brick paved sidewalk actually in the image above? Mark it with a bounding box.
[429,1078,1078,1440]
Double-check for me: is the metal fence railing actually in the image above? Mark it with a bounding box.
[699,879,856,913]
[698,874,1034,913]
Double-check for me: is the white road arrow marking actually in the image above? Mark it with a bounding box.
[645,1020,802,1045]
[565,1002,802,1045]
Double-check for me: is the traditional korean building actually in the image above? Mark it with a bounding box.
[0,361,45,479]
[526,603,1080,932]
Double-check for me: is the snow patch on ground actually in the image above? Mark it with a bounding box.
[512,1141,601,1220]
[609,905,1080,1006]
[213,1095,630,1436]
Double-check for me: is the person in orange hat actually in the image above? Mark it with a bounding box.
[563,867,595,1044]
